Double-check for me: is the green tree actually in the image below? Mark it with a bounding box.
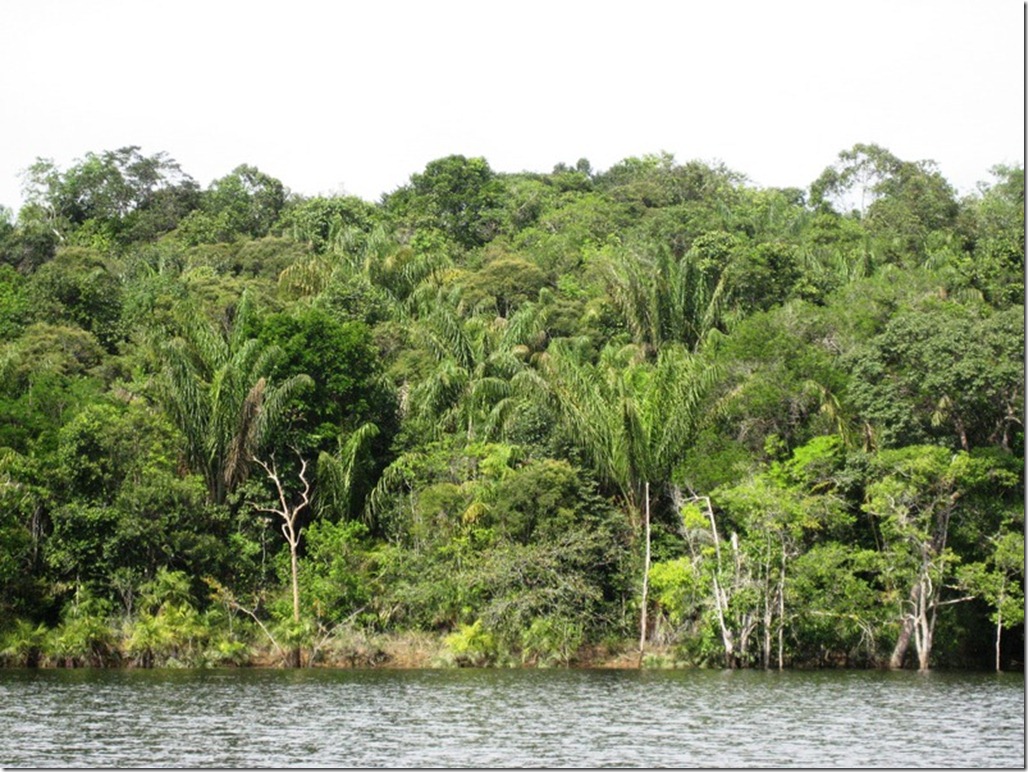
[275,195,379,254]
[959,526,1025,671]
[848,300,1024,452]
[20,146,198,248]
[405,296,538,443]
[534,340,720,660]
[955,164,1025,306]
[864,445,1019,671]
[40,401,228,607]
[721,438,850,665]
[175,164,286,244]
[386,155,502,250]
[810,143,958,261]
[26,247,123,350]
[155,292,312,505]
[603,240,729,355]
[258,306,389,449]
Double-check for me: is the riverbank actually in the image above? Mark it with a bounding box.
[1,625,677,670]
[241,632,652,670]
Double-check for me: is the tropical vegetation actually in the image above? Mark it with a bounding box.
[0,144,1022,671]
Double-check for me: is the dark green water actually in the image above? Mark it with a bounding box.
[0,667,1022,767]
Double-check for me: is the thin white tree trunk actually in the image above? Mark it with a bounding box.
[778,548,786,671]
[690,495,735,667]
[995,577,1006,672]
[638,481,652,664]
[995,608,1003,672]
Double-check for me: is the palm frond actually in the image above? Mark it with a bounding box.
[316,422,380,519]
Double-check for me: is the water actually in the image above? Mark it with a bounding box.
[0,668,1022,768]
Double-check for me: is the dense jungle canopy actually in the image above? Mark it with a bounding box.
[0,144,1022,671]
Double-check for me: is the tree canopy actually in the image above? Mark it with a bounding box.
[0,145,1021,672]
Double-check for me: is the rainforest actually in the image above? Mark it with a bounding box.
[0,144,1022,672]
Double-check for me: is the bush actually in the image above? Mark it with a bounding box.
[444,620,497,666]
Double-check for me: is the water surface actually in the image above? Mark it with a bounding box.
[0,668,1022,767]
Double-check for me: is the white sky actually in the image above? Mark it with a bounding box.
[0,0,1023,213]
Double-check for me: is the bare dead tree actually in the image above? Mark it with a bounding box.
[253,451,311,667]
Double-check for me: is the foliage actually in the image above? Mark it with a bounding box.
[0,144,1021,671]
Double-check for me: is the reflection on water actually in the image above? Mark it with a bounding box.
[0,667,1023,767]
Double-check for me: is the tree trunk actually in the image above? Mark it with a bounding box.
[995,610,1003,673]
[778,550,786,671]
[762,583,772,669]
[638,482,652,666]
[953,414,969,452]
[890,583,920,669]
[712,574,735,669]
[761,537,774,670]
[913,575,934,672]
[696,495,735,668]
[291,542,301,626]
[254,453,311,669]
[290,539,302,668]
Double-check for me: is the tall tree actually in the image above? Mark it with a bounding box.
[386,155,502,250]
[252,452,311,667]
[603,241,729,355]
[532,340,720,660]
[864,446,1018,670]
[20,146,198,247]
[810,143,958,262]
[155,292,311,505]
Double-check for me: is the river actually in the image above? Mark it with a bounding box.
[0,667,1022,768]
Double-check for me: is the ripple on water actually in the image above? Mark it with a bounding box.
[0,668,1022,768]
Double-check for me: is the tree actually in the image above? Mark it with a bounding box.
[810,143,958,261]
[534,340,720,661]
[38,400,228,610]
[726,241,801,313]
[848,300,1024,452]
[257,306,389,451]
[955,164,1025,306]
[603,240,729,355]
[709,437,849,668]
[863,446,1018,671]
[460,253,550,318]
[275,195,380,254]
[595,153,743,211]
[959,527,1025,671]
[405,296,538,443]
[20,146,198,247]
[155,292,312,505]
[386,155,502,250]
[175,165,286,244]
[26,247,124,351]
[252,452,311,667]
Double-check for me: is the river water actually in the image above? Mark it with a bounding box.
[0,667,1022,768]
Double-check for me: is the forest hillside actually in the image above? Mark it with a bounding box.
[0,144,1022,671]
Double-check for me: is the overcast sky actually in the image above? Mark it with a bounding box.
[0,0,1023,213]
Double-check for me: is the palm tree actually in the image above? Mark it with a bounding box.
[605,243,729,355]
[316,422,380,520]
[279,223,449,313]
[156,292,311,505]
[407,295,542,442]
[531,339,720,660]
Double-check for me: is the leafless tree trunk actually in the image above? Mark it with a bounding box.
[638,482,652,666]
[253,453,311,668]
[778,547,786,671]
[691,494,735,668]
[913,575,934,672]
[761,535,774,669]
[890,576,919,669]
[995,606,1003,673]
